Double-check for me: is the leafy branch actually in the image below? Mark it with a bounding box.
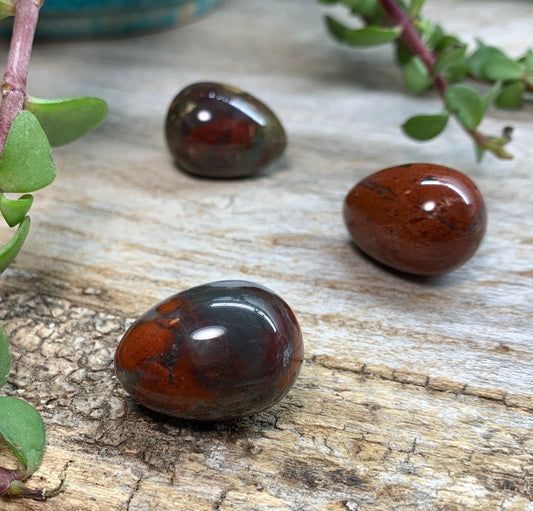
[319,0,532,160]
[0,0,107,499]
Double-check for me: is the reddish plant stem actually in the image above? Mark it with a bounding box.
[377,0,512,159]
[378,0,446,96]
[0,0,42,161]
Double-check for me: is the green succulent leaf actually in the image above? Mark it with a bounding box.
[395,40,413,66]
[24,96,108,147]
[495,81,525,109]
[0,396,45,477]
[325,16,400,46]
[0,111,56,193]
[445,84,485,131]
[0,193,33,228]
[522,49,533,73]
[0,0,15,20]
[474,143,485,163]
[467,44,507,80]
[433,34,460,53]
[434,45,466,76]
[483,81,503,109]
[0,216,30,275]
[402,56,431,93]
[0,327,10,388]
[344,0,381,19]
[402,112,449,141]
[426,23,444,49]
[409,0,426,17]
[482,55,524,82]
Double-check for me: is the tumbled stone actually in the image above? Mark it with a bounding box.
[343,163,487,276]
[114,280,303,420]
[165,82,287,178]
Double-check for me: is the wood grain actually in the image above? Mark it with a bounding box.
[1,0,532,509]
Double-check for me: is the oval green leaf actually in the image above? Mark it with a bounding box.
[348,0,381,20]
[427,23,445,50]
[0,111,56,193]
[433,34,460,53]
[0,327,10,388]
[0,396,45,476]
[408,0,426,17]
[402,112,449,141]
[445,84,485,131]
[495,81,524,109]
[24,96,107,147]
[325,16,400,46]
[522,49,533,74]
[482,55,524,82]
[467,45,507,79]
[0,193,33,227]
[402,56,431,93]
[0,216,30,275]
[434,45,466,76]
[483,81,503,109]
[0,0,14,20]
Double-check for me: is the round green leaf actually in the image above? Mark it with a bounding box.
[347,0,381,20]
[495,81,524,109]
[0,216,30,275]
[402,112,449,141]
[0,193,33,227]
[402,56,431,93]
[0,396,45,476]
[426,23,445,50]
[482,55,524,82]
[522,49,533,74]
[0,111,56,193]
[408,0,426,17]
[467,45,507,79]
[434,45,466,76]
[395,40,413,67]
[433,34,460,53]
[25,96,108,147]
[325,16,400,46]
[0,327,10,388]
[0,0,14,20]
[445,84,485,131]
[483,81,503,109]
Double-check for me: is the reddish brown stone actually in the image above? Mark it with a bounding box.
[165,82,287,178]
[343,163,487,276]
[114,281,303,420]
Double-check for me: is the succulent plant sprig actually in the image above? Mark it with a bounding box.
[0,0,107,499]
[320,0,532,160]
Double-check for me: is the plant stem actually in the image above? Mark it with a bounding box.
[377,0,513,159]
[0,0,42,161]
[378,0,446,96]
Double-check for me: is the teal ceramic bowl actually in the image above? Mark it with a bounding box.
[33,0,223,38]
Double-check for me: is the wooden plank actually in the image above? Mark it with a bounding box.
[0,0,532,509]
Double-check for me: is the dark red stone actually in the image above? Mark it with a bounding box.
[343,163,487,276]
[114,280,303,420]
[165,82,287,178]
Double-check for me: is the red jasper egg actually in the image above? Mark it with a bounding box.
[343,163,487,276]
[114,281,303,420]
[165,82,287,178]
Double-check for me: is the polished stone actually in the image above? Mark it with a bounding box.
[114,280,303,420]
[165,82,287,178]
[343,163,487,276]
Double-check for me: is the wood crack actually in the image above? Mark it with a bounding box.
[125,473,143,511]
[310,355,533,412]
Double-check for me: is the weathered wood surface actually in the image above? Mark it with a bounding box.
[0,0,532,509]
